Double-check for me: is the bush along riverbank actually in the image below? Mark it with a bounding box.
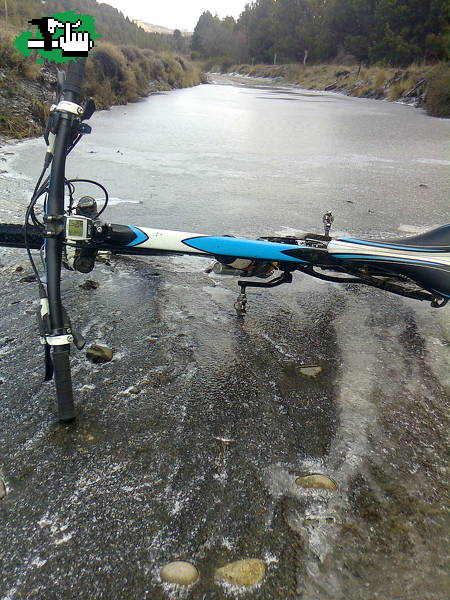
[0,29,205,138]
[220,62,450,117]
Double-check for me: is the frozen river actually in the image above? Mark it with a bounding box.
[0,76,449,600]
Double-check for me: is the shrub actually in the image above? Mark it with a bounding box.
[30,99,50,127]
[92,43,127,82]
[145,56,162,80]
[388,82,403,101]
[21,61,41,80]
[374,69,388,91]
[424,63,450,118]
[161,55,184,87]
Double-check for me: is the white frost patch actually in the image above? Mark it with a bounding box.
[166,489,190,516]
[167,254,208,274]
[414,158,450,166]
[53,531,74,545]
[3,171,33,181]
[215,578,264,596]
[1,587,18,600]
[397,223,438,234]
[111,350,127,362]
[78,383,96,391]
[274,226,307,237]
[264,552,279,565]
[30,557,47,568]
[263,464,298,499]
[38,517,53,528]
[119,385,141,396]
[160,582,196,600]
[14,421,53,459]
[221,537,235,551]
[264,303,379,586]
[169,499,185,516]
[255,329,297,360]
[100,196,142,205]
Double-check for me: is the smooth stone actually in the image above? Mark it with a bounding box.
[160,561,199,585]
[214,559,266,586]
[19,274,36,283]
[295,474,338,491]
[299,366,322,377]
[86,344,113,363]
[0,479,6,499]
[79,280,99,290]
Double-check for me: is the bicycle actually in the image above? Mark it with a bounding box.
[0,60,449,421]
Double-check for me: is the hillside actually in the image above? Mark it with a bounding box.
[1,0,181,52]
[133,20,174,36]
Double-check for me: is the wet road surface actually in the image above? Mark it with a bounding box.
[0,78,449,599]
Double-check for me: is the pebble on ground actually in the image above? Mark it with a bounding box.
[160,561,199,585]
[214,558,266,586]
[295,473,338,491]
[86,344,113,363]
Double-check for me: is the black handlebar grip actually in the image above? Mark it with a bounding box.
[52,348,76,421]
[0,224,43,249]
[63,59,86,103]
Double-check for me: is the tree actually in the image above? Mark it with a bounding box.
[272,0,310,62]
[239,0,277,63]
[189,0,449,66]
[191,11,215,55]
[173,29,186,53]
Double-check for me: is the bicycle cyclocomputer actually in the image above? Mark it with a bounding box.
[65,216,92,241]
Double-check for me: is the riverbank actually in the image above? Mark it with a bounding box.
[0,27,204,139]
[215,62,450,117]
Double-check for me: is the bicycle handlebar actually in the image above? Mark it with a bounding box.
[38,59,87,420]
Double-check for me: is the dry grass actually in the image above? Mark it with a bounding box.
[85,43,203,108]
[388,82,403,100]
[0,113,36,137]
[225,62,442,113]
[373,68,389,91]
[424,63,450,117]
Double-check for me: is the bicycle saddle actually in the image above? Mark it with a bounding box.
[328,225,450,299]
[337,224,450,252]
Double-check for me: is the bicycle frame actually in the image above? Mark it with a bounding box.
[0,60,449,421]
